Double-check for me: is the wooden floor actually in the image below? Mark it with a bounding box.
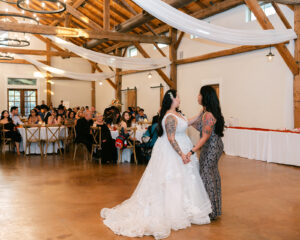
[0,151,299,240]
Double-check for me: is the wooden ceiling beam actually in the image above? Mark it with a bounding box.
[244,0,299,75]
[134,42,175,88]
[0,47,77,57]
[271,2,292,29]
[0,59,47,64]
[103,0,110,31]
[102,0,244,53]
[0,22,171,44]
[84,0,196,49]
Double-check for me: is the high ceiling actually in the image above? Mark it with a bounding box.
[11,0,242,53]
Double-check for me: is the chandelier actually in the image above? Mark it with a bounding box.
[0,13,38,47]
[0,52,15,60]
[17,0,67,14]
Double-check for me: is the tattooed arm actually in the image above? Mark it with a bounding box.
[165,115,189,164]
[188,110,203,126]
[187,112,216,159]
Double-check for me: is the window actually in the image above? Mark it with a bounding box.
[153,43,168,50]
[127,47,137,57]
[246,3,275,22]
[190,34,199,39]
[8,78,37,86]
[7,89,37,117]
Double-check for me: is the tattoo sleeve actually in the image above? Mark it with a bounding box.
[202,112,216,136]
[165,115,183,156]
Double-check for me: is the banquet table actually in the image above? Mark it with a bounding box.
[223,127,300,167]
[18,126,66,154]
[110,128,147,163]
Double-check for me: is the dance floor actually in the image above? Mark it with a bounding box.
[0,152,299,240]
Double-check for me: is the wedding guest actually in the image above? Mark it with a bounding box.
[65,111,76,125]
[10,106,23,126]
[75,111,94,152]
[136,109,148,122]
[105,117,113,130]
[28,109,42,124]
[58,100,64,109]
[57,106,66,123]
[91,106,97,118]
[93,113,117,163]
[0,110,21,155]
[112,110,121,125]
[41,100,48,109]
[85,106,89,112]
[35,105,44,121]
[47,109,62,125]
[120,111,132,129]
[43,106,51,124]
[187,85,225,221]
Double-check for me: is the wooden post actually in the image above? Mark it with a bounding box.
[91,64,96,108]
[46,42,51,106]
[115,48,122,103]
[169,27,178,90]
[103,0,110,31]
[294,5,300,127]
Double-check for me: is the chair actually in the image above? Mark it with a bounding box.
[0,123,13,154]
[118,127,137,165]
[61,124,76,153]
[23,124,43,156]
[73,127,91,161]
[44,124,62,156]
[90,126,102,163]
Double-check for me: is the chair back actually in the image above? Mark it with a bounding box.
[91,126,102,149]
[45,124,61,142]
[127,127,137,148]
[23,124,41,143]
[64,124,76,141]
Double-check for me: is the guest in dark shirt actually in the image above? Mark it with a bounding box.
[75,111,94,152]
[94,113,117,163]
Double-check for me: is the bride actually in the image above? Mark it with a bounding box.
[101,90,212,239]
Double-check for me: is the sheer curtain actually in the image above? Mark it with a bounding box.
[45,36,171,70]
[17,54,115,81]
[132,0,296,45]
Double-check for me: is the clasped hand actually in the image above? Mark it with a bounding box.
[181,151,193,164]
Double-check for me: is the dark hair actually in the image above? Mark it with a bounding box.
[1,110,12,122]
[121,111,132,127]
[200,85,224,137]
[68,111,75,119]
[157,89,181,137]
[139,108,144,112]
[41,105,49,111]
[35,105,41,111]
[10,106,18,112]
[30,109,38,117]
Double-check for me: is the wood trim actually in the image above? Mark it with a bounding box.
[294,5,300,128]
[0,22,171,44]
[169,28,178,90]
[0,47,77,57]
[271,2,292,29]
[244,0,298,75]
[103,0,110,31]
[134,42,175,89]
[175,31,185,50]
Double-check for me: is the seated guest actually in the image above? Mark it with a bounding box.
[65,111,76,125]
[0,110,21,155]
[28,109,42,124]
[91,106,97,118]
[47,110,62,125]
[10,106,23,126]
[112,110,121,125]
[76,110,84,119]
[42,106,51,124]
[57,106,66,122]
[136,108,148,122]
[58,100,64,109]
[85,106,89,112]
[93,113,117,163]
[75,111,94,152]
[41,100,48,109]
[35,105,44,121]
[105,117,114,130]
[120,111,132,129]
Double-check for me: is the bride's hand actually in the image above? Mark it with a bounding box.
[181,153,189,164]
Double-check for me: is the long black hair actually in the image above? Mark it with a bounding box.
[157,89,181,137]
[200,86,224,137]
[1,110,12,122]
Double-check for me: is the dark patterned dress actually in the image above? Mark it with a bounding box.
[192,112,224,220]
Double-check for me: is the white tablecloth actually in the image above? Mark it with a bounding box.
[110,129,146,163]
[18,126,66,154]
[223,128,300,166]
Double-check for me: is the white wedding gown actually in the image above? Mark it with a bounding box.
[101,113,212,239]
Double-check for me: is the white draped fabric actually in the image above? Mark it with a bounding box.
[45,36,171,70]
[223,128,300,166]
[16,54,114,81]
[132,0,297,45]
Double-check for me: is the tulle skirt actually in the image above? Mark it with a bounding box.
[101,135,212,239]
